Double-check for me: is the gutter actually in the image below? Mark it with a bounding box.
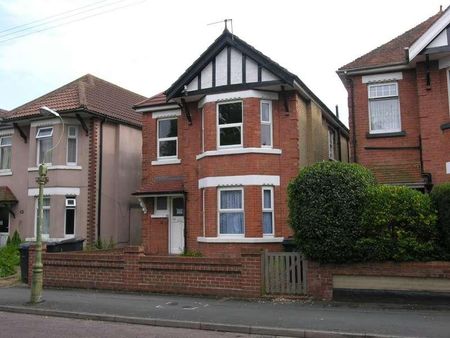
[337,62,409,76]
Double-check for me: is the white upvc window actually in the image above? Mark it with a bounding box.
[65,197,76,237]
[262,187,274,236]
[201,107,205,153]
[157,118,178,159]
[36,127,53,165]
[217,101,243,148]
[154,196,168,216]
[35,197,51,238]
[0,136,12,170]
[260,100,273,147]
[368,82,401,134]
[66,126,78,165]
[328,128,335,160]
[218,187,244,236]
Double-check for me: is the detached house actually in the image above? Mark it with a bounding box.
[338,7,450,190]
[0,74,145,246]
[134,29,349,257]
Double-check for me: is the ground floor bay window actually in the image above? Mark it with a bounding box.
[218,188,244,236]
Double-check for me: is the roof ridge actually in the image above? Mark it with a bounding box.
[84,73,146,100]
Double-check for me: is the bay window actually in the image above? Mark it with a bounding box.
[36,127,53,164]
[261,100,272,147]
[35,197,50,238]
[218,188,244,235]
[368,83,401,133]
[157,118,178,159]
[218,101,243,147]
[0,136,11,170]
[67,126,78,165]
[262,187,274,236]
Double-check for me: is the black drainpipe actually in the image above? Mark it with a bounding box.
[97,118,105,241]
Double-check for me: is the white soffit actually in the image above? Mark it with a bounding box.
[362,72,403,83]
[427,29,448,48]
[198,175,280,188]
[198,90,279,108]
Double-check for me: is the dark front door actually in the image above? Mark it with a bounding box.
[0,206,9,246]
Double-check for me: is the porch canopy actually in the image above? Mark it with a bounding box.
[0,186,18,217]
[132,177,185,197]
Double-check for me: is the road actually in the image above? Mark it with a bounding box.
[0,311,270,338]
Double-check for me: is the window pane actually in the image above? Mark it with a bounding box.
[158,119,177,138]
[369,98,400,131]
[39,138,52,163]
[370,84,397,98]
[36,127,53,138]
[261,103,270,122]
[220,190,242,209]
[263,212,273,234]
[159,140,177,157]
[68,126,77,137]
[261,124,271,146]
[65,208,75,235]
[43,197,50,207]
[263,190,272,209]
[42,209,50,235]
[67,138,77,163]
[218,102,242,125]
[0,146,11,170]
[220,126,241,146]
[220,212,244,234]
[1,137,11,146]
[172,198,184,216]
[156,197,167,210]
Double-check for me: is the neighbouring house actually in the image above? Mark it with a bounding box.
[338,7,450,190]
[133,29,349,257]
[0,74,145,247]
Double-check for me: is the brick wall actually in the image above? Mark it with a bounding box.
[28,246,263,298]
[307,260,450,300]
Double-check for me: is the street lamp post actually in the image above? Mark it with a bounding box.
[30,106,64,304]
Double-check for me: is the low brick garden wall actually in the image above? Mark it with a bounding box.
[307,261,450,300]
[28,246,263,297]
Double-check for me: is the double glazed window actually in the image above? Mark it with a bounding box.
[368,83,401,133]
[157,118,178,158]
[328,128,335,160]
[0,136,11,170]
[262,187,274,236]
[36,127,53,164]
[67,126,78,165]
[218,188,244,235]
[154,196,168,216]
[218,101,243,147]
[65,198,76,237]
[261,100,272,147]
[35,197,51,237]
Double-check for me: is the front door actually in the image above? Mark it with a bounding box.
[0,207,10,247]
[169,197,185,254]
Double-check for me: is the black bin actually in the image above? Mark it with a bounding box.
[46,238,85,253]
[282,238,298,252]
[19,242,31,284]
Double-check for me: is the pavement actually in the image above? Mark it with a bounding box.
[0,285,450,338]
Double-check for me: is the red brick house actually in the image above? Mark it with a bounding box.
[338,8,450,190]
[134,29,349,257]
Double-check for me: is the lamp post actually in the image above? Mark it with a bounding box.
[30,106,64,304]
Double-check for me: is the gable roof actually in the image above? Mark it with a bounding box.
[0,109,8,117]
[5,74,146,127]
[339,11,443,72]
[134,92,168,109]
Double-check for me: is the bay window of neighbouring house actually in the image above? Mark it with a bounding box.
[262,187,274,236]
[328,128,335,160]
[218,101,243,147]
[35,197,50,238]
[65,197,76,237]
[0,136,11,170]
[368,83,401,134]
[261,100,272,147]
[36,127,53,164]
[218,188,244,236]
[157,118,178,159]
[66,126,78,165]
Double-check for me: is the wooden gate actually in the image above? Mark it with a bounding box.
[264,251,306,295]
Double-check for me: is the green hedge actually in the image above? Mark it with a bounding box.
[288,161,376,263]
[431,183,450,256]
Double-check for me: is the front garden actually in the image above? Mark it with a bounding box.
[0,231,21,278]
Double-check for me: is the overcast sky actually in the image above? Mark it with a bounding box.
[0,0,446,126]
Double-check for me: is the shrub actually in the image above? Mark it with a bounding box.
[0,244,20,278]
[6,230,22,248]
[430,183,450,253]
[359,185,438,261]
[288,161,376,263]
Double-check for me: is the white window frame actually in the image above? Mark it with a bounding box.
[66,126,78,166]
[217,187,245,237]
[34,197,50,240]
[217,101,243,149]
[201,107,205,153]
[153,196,169,217]
[260,100,273,148]
[36,127,54,165]
[328,128,335,160]
[0,136,12,170]
[262,186,274,237]
[368,82,402,134]
[64,197,76,238]
[157,118,178,160]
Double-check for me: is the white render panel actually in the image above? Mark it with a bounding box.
[215,48,228,86]
[0,129,14,136]
[198,175,280,188]
[261,68,278,82]
[362,72,403,84]
[230,48,243,84]
[151,109,181,119]
[246,57,258,83]
[201,62,213,89]
[446,162,450,174]
[427,29,448,48]
[28,187,80,196]
[198,90,279,108]
[439,56,450,69]
[186,76,198,91]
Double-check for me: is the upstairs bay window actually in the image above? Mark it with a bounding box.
[157,118,178,159]
[368,83,401,134]
[36,127,53,164]
[0,136,11,170]
[218,101,243,147]
[66,126,78,165]
[218,188,244,236]
[261,100,272,147]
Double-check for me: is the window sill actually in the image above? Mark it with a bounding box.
[0,170,12,176]
[366,131,406,139]
[151,214,168,218]
[151,159,181,166]
[196,148,282,160]
[197,236,284,243]
[28,165,82,171]
[25,237,72,242]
